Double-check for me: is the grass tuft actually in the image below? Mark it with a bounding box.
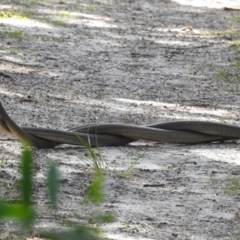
[0,10,32,20]
[5,30,24,39]
[0,145,108,239]
[75,133,108,174]
[58,12,78,19]
[120,152,145,177]
[223,177,240,195]
[50,20,67,27]
[85,172,105,205]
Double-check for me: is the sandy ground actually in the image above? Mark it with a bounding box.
[0,0,240,239]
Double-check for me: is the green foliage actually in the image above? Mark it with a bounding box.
[75,133,143,178]
[0,10,32,20]
[9,49,20,55]
[230,41,240,50]
[0,146,108,239]
[58,12,78,19]
[214,61,240,90]
[235,212,240,221]
[75,133,107,173]
[85,5,97,11]
[50,20,67,27]
[20,149,32,206]
[41,35,61,42]
[188,25,193,31]
[216,69,230,82]
[47,163,60,209]
[5,30,24,39]
[95,213,116,223]
[85,173,105,205]
[0,200,36,230]
[235,60,240,70]
[205,25,240,42]
[0,148,36,229]
[28,0,39,5]
[224,177,240,195]
[232,17,240,23]
[120,152,145,177]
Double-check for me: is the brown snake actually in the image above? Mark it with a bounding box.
[0,102,239,148]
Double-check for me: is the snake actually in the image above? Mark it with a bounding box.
[0,101,240,149]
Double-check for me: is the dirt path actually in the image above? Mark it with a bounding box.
[0,0,240,239]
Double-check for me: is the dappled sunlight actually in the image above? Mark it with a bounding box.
[39,9,119,28]
[0,1,235,57]
[0,5,118,29]
[0,1,240,238]
[172,0,239,9]
[0,86,24,98]
[0,18,53,29]
[190,147,240,165]
[40,9,113,22]
[111,98,232,121]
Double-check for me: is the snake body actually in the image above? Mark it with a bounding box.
[0,102,239,148]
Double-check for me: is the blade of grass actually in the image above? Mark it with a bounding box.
[74,133,106,173]
[47,163,59,209]
[121,152,145,177]
[0,200,36,228]
[0,147,36,228]
[21,148,32,206]
[85,172,105,205]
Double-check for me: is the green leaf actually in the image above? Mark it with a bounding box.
[21,148,33,206]
[123,152,145,176]
[47,163,59,209]
[74,133,105,173]
[85,173,105,205]
[0,148,37,229]
[0,200,36,228]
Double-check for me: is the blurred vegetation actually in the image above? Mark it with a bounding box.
[0,147,109,240]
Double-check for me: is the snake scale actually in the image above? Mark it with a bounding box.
[0,102,240,148]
